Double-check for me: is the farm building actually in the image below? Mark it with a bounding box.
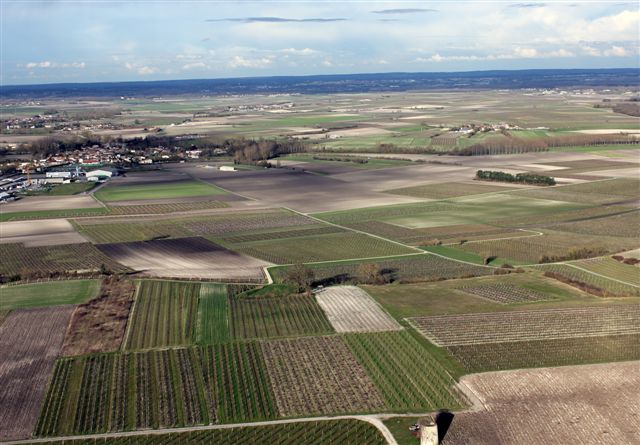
[219,165,237,172]
[86,168,120,180]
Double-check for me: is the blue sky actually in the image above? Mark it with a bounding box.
[1,1,638,85]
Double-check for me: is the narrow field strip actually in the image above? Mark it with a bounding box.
[409,304,640,346]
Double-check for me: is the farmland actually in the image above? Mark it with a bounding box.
[24,419,387,444]
[344,331,466,411]
[538,263,640,296]
[448,334,640,372]
[0,243,129,281]
[125,280,200,350]
[409,304,640,346]
[261,336,385,416]
[457,284,555,304]
[315,286,401,332]
[3,81,640,444]
[443,361,640,445]
[94,180,226,202]
[0,306,75,441]
[232,231,415,264]
[271,253,493,286]
[229,292,334,339]
[0,279,100,310]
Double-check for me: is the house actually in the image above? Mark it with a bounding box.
[46,170,73,179]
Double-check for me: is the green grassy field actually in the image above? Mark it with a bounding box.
[95,180,226,202]
[27,182,97,196]
[344,331,466,411]
[362,272,618,319]
[125,281,200,350]
[195,283,230,344]
[385,181,516,199]
[0,207,109,222]
[0,279,100,310]
[229,292,334,339]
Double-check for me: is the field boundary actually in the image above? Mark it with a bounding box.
[120,282,140,351]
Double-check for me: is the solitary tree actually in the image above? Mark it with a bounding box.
[286,264,315,295]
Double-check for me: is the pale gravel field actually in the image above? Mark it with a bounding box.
[445,361,640,445]
[316,286,402,333]
[0,219,88,246]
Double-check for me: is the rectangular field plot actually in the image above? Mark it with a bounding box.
[74,219,195,244]
[1,306,75,441]
[409,304,640,346]
[345,331,467,411]
[27,419,387,445]
[233,232,415,264]
[0,243,129,280]
[195,283,230,344]
[459,230,638,263]
[229,293,334,339]
[569,257,640,287]
[97,237,269,281]
[95,180,226,202]
[549,210,640,238]
[0,279,100,310]
[37,343,277,436]
[261,336,385,417]
[510,177,640,204]
[448,334,640,372]
[316,286,401,332]
[444,361,640,445]
[184,209,317,236]
[386,181,517,199]
[272,254,492,285]
[539,264,640,297]
[457,284,555,304]
[125,281,199,350]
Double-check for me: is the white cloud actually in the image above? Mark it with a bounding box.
[23,61,85,69]
[228,55,273,68]
[124,62,157,75]
[603,45,629,57]
[280,47,317,55]
[581,46,601,56]
[322,59,333,66]
[547,48,575,57]
[182,62,206,70]
[513,47,538,58]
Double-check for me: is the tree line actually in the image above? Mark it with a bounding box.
[476,170,556,185]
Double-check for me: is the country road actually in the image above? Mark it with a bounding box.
[2,414,406,445]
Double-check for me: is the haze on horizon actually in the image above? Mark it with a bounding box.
[1,0,639,85]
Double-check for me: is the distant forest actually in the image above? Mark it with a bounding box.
[1,69,639,99]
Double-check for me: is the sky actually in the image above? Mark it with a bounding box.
[1,1,639,85]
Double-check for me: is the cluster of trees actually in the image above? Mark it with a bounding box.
[20,134,113,157]
[476,170,556,185]
[311,155,368,164]
[539,247,608,263]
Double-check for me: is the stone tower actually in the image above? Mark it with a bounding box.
[420,415,439,445]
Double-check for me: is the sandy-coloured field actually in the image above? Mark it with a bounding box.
[1,194,102,212]
[316,286,402,333]
[572,129,640,134]
[0,219,88,246]
[97,236,270,281]
[0,306,75,441]
[444,361,640,444]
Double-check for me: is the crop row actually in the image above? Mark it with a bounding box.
[234,232,415,264]
[538,264,640,296]
[409,304,640,346]
[458,284,554,304]
[448,334,640,372]
[36,343,276,436]
[184,210,316,236]
[344,331,466,411]
[260,336,385,417]
[549,210,640,239]
[220,225,343,244]
[568,257,640,287]
[229,293,334,339]
[106,201,229,215]
[25,419,386,444]
[125,281,200,350]
[0,243,129,280]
